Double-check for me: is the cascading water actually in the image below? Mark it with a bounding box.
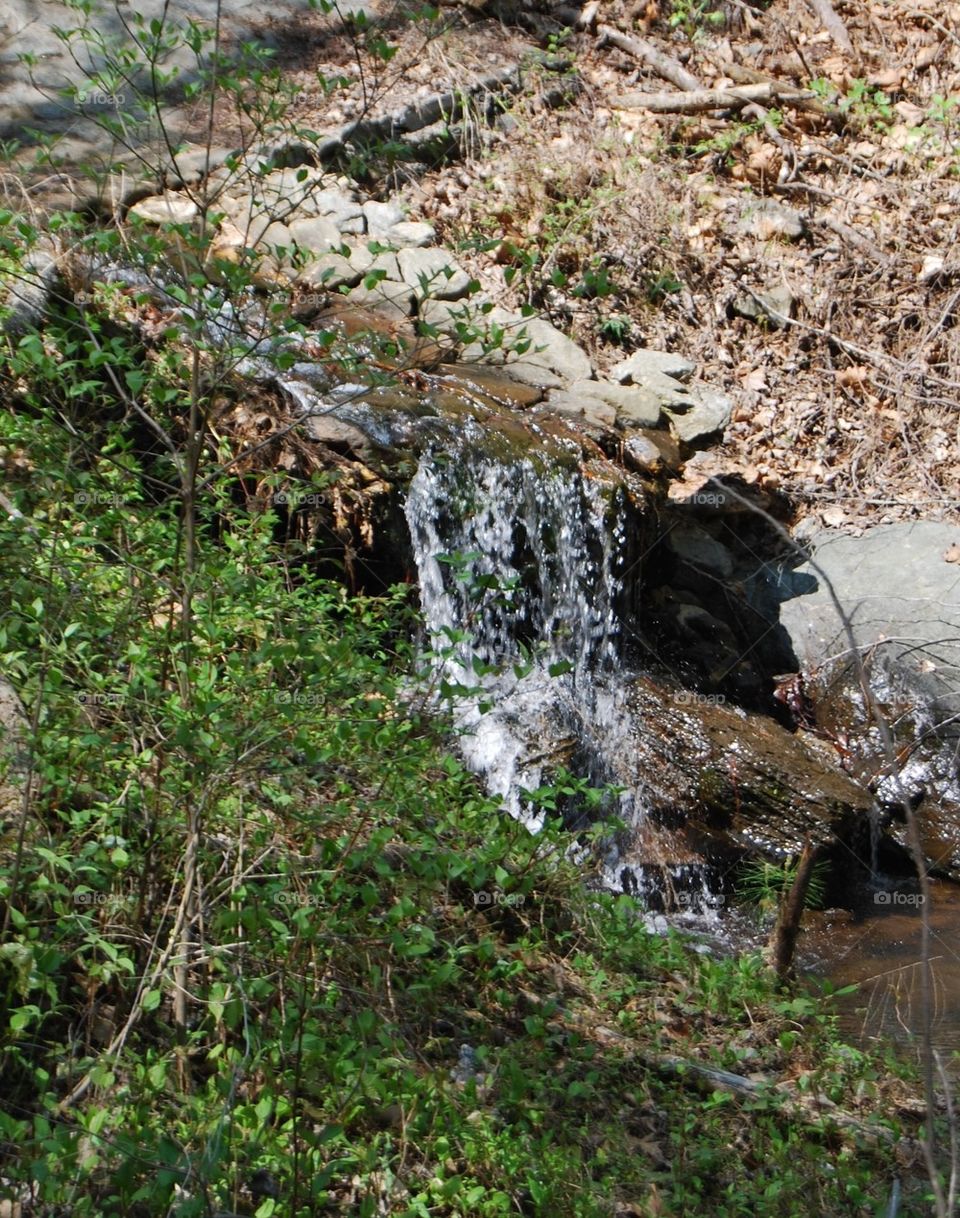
[403,418,634,832]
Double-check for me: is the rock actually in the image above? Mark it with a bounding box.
[568,378,662,429]
[545,389,617,429]
[298,252,362,292]
[288,216,343,255]
[384,220,436,248]
[312,187,364,233]
[739,199,805,241]
[611,348,696,385]
[397,247,471,301]
[128,191,199,225]
[778,522,960,716]
[363,199,406,235]
[510,317,592,383]
[348,249,400,281]
[667,522,735,580]
[302,411,379,464]
[165,143,235,186]
[1,239,58,336]
[435,364,544,409]
[253,220,293,254]
[344,277,416,320]
[731,285,795,328]
[662,383,733,444]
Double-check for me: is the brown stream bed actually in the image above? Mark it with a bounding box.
[800,879,960,1057]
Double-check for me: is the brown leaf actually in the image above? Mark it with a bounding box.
[943,544,960,563]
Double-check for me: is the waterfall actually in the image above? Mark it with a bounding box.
[404,420,636,832]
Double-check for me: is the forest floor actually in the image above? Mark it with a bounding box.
[238,0,960,531]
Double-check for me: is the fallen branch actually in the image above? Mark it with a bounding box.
[805,0,854,55]
[597,24,701,92]
[614,82,817,114]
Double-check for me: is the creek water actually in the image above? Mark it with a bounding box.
[802,879,960,1056]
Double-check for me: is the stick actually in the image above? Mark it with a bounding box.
[614,83,817,114]
[767,839,821,981]
[805,0,854,55]
[597,25,701,92]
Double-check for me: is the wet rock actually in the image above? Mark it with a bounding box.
[128,192,199,225]
[613,675,872,863]
[662,383,733,444]
[434,364,544,409]
[302,412,379,465]
[397,247,471,301]
[611,348,696,385]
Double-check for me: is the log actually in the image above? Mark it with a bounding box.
[614,82,817,114]
[597,25,701,92]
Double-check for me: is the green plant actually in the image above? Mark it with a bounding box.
[668,0,726,38]
[737,856,828,919]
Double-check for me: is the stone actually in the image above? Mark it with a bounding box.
[397,247,471,301]
[777,522,960,716]
[383,220,436,248]
[662,383,733,444]
[732,285,795,328]
[297,252,362,292]
[165,143,235,186]
[666,523,735,580]
[739,199,805,241]
[254,220,294,254]
[509,317,592,383]
[567,378,662,428]
[544,389,617,429]
[312,187,364,232]
[363,200,406,236]
[288,216,343,255]
[128,191,199,225]
[344,278,416,320]
[348,249,400,281]
[303,412,378,464]
[1,239,58,336]
[611,348,696,385]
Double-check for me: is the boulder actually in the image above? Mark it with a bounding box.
[1,239,59,336]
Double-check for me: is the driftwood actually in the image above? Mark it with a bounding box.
[615,82,817,114]
[597,24,701,92]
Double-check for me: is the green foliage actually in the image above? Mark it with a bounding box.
[737,856,828,919]
[668,0,726,38]
[0,6,933,1217]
